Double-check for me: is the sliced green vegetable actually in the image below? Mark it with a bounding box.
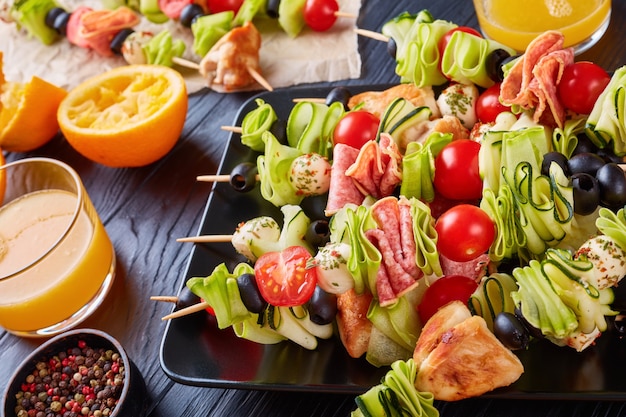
[585,66,626,156]
[510,259,578,339]
[143,30,186,67]
[542,248,615,335]
[469,273,518,331]
[381,10,434,56]
[278,0,306,38]
[240,98,278,152]
[408,197,442,276]
[233,0,266,26]
[257,131,304,207]
[596,207,626,253]
[191,11,234,57]
[552,116,586,159]
[187,263,253,329]
[400,132,452,202]
[352,359,438,417]
[383,15,456,87]
[12,0,59,45]
[139,0,168,23]
[345,204,380,295]
[287,100,341,157]
[378,98,432,149]
[440,30,516,88]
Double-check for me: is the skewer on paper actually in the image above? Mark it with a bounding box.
[172,56,273,91]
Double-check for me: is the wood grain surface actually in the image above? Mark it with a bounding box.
[1,1,625,416]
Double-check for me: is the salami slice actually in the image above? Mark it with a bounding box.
[324,143,363,216]
[440,253,491,282]
[365,196,423,306]
[500,30,574,128]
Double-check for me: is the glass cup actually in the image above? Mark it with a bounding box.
[473,0,611,54]
[0,157,116,337]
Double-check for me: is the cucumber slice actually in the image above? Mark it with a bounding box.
[278,0,306,38]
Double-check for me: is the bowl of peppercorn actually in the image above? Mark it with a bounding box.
[2,328,147,417]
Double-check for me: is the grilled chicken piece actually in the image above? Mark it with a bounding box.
[348,84,441,119]
[413,301,524,401]
[199,21,262,91]
[336,289,373,358]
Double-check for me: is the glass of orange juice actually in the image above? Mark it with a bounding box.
[0,157,116,337]
[473,0,611,54]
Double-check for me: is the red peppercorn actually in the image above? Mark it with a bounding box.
[78,340,87,349]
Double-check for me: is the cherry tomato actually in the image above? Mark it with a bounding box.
[418,275,479,324]
[158,0,194,19]
[254,246,318,307]
[438,26,482,71]
[433,139,482,200]
[435,204,496,262]
[557,61,611,115]
[207,0,244,13]
[332,111,380,150]
[303,0,339,32]
[476,83,511,123]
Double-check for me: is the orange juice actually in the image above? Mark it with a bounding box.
[474,0,611,52]
[0,189,114,333]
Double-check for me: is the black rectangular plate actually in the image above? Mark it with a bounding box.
[160,84,626,399]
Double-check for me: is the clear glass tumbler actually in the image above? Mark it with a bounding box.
[0,158,116,337]
[473,0,611,54]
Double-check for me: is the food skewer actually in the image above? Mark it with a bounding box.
[172,56,274,92]
[161,300,212,321]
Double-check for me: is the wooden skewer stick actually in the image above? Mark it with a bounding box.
[221,125,243,133]
[177,234,233,243]
[195,174,260,182]
[161,300,212,321]
[292,97,326,103]
[172,56,200,70]
[335,11,358,18]
[354,28,390,43]
[150,295,179,303]
[247,66,274,91]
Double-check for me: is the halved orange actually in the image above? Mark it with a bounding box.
[0,52,68,152]
[57,65,188,168]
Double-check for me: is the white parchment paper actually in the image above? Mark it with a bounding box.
[0,0,362,93]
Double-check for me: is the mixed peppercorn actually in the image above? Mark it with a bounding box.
[13,340,125,417]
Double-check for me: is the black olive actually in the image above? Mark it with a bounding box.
[541,151,569,177]
[180,4,204,28]
[485,48,512,82]
[325,87,352,110]
[307,286,337,325]
[572,134,599,155]
[305,220,330,249]
[266,0,281,18]
[300,194,330,221]
[567,152,606,177]
[45,7,66,29]
[571,173,600,216]
[236,273,268,314]
[387,37,398,59]
[493,311,530,350]
[596,163,626,209]
[611,283,626,312]
[268,119,288,145]
[597,147,623,164]
[176,286,202,309]
[110,28,134,55]
[514,306,544,339]
[229,162,258,192]
[52,11,71,36]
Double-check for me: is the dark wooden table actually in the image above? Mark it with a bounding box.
[2,0,625,416]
